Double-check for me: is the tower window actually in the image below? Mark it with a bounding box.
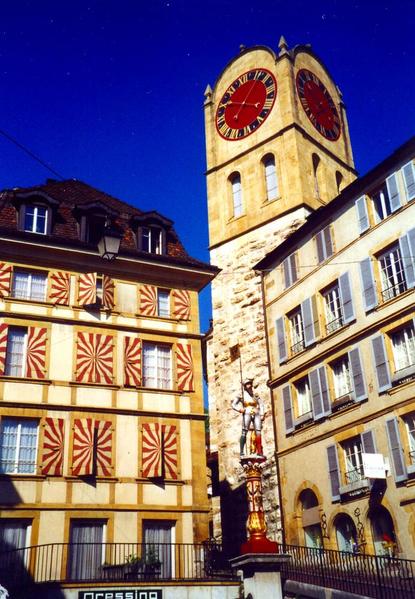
[263,155,279,201]
[312,154,322,200]
[335,171,344,194]
[230,173,243,218]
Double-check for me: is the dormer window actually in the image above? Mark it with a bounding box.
[81,214,107,245]
[24,205,48,234]
[142,226,162,254]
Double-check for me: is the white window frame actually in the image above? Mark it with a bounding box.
[0,418,39,474]
[372,184,392,223]
[391,324,415,372]
[142,342,172,389]
[142,226,162,254]
[379,244,407,302]
[5,327,28,377]
[23,205,48,234]
[289,309,304,354]
[230,174,243,218]
[157,289,170,318]
[332,355,352,399]
[323,283,343,334]
[12,270,48,302]
[263,156,278,201]
[342,437,364,484]
[295,377,312,417]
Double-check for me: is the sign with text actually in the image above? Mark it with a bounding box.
[79,591,162,599]
[362,453,386,479]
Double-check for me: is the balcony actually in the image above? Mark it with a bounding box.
[325,315,344,335]
[291,339,305,355]
[339,466,370,497]
[381,280,407,303]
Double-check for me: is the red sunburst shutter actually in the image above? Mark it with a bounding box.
[78,273,97,306]
[0,263,12,298]
[172,289,191,320]
[41,417,65,475]
[139,285,157,316]
[72,418,94,476]
[102,275,115,311]
[0,323,8,375]
[176,343,194,392]
[141,423,162,478]
[26,327,47,379]
[124,336,142,386]
[162,424,178,480]
[95,420,113,477]
[76,332,113,384]
[49,271,70,305]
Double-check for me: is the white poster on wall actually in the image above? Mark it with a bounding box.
[362,453,386,479]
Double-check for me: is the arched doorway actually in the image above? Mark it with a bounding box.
[334,514,358,553]
[299,489,323,548]
[369,506,397,556]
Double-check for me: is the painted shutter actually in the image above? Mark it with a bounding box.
[72,418,94,476]
[172,289,191,320]
[0,323,8,375]
[162,424,178,480]
[49,271,70,305]
[78,273,97,306]
[318,366,331,416]
[339,271,355,324]
[76,332,114,384]
[282,385,294,434]
[355,196,369,234]
[289,253,297,284]
[302,297,317,347]
[309,368,324,419]
[349,347,367,402]
[399,228,415,289]
[176,343,194,392]
[371,335,391,392]
[41,417,64,475]
[327,445,341,501]
[26,326,47,379]
[124,336,142,386]
[386,418,407,482]
[0,263,12,297]
[386,173,401,212]
[359,258,378,312]
[323,226,333,258]
[96,420,113,477]
[140,285,157,316]
[316,231,325,263]
[402,161,415,201]
[142,423,162,478]
[102,275,115,310]
[276,317,287,364]
[361,430,376,454]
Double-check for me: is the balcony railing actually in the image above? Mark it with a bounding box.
[325,315,343,334]
[381,280,407,302]
[0,541,237,590]
[290,339,305,355]
[345,465,365,484]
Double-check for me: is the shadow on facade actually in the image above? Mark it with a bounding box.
[0,477,65,599]
[219,479,248,558]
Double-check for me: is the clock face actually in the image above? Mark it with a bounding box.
[215,68,277,140]
[296,69,341,141]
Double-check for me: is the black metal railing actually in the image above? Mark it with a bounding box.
[344,464,366,485]
[281,543,415,599]
[325,315,343,334]
[290,339,305,355]
[381,280,407,302]
[0,541,236,589]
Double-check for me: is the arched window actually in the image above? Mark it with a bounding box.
[369,506,397,556]
[334,514,358,553]
[335,171,344,194]
[263,155,279,201]
[299,489,323,549]
[312,154,321,200]
[230,173,243,218]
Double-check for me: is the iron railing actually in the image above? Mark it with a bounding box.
[281,543,415,599]
[381,280,407,302]
[344,464,366,484]
[0,541,236,589]
[325,315,343,334]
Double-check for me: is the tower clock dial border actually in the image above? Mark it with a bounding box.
[296,68,341,142]
[215,68,277,141]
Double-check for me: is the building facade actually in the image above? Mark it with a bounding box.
[257,137,415,557]
[204,38,356,550]
[0,179,217,578]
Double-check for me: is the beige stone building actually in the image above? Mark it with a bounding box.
[0,178,217,578]
[256,136,415,557]
[204,38,356,551]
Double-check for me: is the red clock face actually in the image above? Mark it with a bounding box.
[216,68,277,140]
[296,69,341,141]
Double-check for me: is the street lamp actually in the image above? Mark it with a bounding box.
[98,224,122,260]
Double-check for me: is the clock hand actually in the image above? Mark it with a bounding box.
[234,80,257,120]
[230,101,260,108]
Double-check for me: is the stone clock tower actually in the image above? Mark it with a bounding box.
[204,38,356,550]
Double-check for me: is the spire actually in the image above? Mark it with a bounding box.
[204,84,212,106]
[239,44,246,53]
[278,35,289,57]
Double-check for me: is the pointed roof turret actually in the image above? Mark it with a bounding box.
[278,35,289,56]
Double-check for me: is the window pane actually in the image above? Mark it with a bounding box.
[379,245,406,301]
[157,346,171,389]
[332,357,351,398]
[0,419,38,474]
[35,207,47,234]
[143,343,171,389]
[142,227,150,252]
[12,272,30,299]
[143,344,156,387]
[68,521,104,581]
[343,438,363,483]
[158,290,170,317]
[23,206,35,232]
[231,175,243,217]
[5,328,26,376]
[18,421,38,473]
[296,378,311,416]
[264,158,278,200]
[392,325,415,370]
[324,284,343,333]
[373,185,392,222]
[150,228,162,254]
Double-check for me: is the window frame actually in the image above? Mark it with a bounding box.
[341,436,364,485]
[142,342,172,390]
[230,173,243,218]
[263,154,279,201]
[294,376,312,420]
[323,282,343,334]
[157,289,170,318]
[378,243,407,302]
[390,322,415,373]
[0,418,39,474]
[288,307,305,355]
[5,326,28,377]
[22,204,49,235]
[140,225,164,255]
[330,355,353,400]
[372,183,393,223]
[11,270,48,302]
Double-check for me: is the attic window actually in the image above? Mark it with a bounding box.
[139,225,165,254]
[22,204,48,235]
[81,214,107,245]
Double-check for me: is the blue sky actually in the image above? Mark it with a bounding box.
[0,1,414,331]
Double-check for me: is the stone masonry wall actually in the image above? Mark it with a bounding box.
[207,208,309,550]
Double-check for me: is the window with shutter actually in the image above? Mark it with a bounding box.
[294,376,312,419]
[2,326,47,379]
[75,332,114,384]
[12,270,47,302]
[141,422,178,479]
[71,418,113,477]
[378,243,407,302]
[282,385,294,434]
[399,228,415,290]
[276,316,287,364]
[389,321,415,385]
[371,334,391,392]
[282,253,298,288]
[355,196,370,234]
[176,343,193,391]
[0,418,39,474]
[124,336,142,386]
[41,417,64,476]
[49,271,70,305]
[402,161,415,201]
[172,289,191,320]
[323,283,343,334]
[288,308,304,355]
[142,342,172,389]
[359,258,378,312]
[386,418,407,482]
[315,225,333,263]
[342,436,365,485]
[327,444,340,501]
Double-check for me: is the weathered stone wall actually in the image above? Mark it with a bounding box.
[207,208,309,551]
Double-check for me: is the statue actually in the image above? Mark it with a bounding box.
[232,378,266,456]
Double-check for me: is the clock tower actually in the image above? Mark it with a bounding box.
[204,39,356,549]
